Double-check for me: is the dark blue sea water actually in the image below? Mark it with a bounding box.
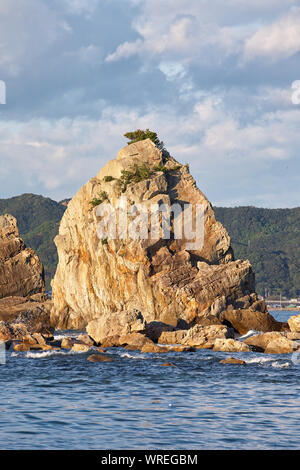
[0,311,299,450]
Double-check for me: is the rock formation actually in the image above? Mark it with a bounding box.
[0,214,52,342]
[0,214,45,298]
[51,139,259,330]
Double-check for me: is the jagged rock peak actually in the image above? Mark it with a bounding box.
[51,139,255,329]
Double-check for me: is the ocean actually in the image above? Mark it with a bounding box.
[0,310,299,450]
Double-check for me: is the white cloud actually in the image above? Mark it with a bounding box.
[1,90,299,206]
[244,7,300,61]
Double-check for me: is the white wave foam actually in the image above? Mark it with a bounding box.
[25,349,83,359]
[271,361,290,369]
[119,352,146,360]
[238,330,261,340]
[244,356,274,364]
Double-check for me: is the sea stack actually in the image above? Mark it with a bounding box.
[50,138,264,331]
[0,214,45,298]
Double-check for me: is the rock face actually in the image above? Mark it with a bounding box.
[0,214,45,298]
[51,139,257,330]
[213,338,251,352]
[288,315,300,333]
[0,214,52,342]
[244,332,297,354]
[86,309,146,344]
[219,308,287,335]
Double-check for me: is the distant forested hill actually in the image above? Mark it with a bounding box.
[0,194,299,297]
[214,206,300,298]
[0,194,66,290]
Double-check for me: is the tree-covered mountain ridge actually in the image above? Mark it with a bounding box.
[0,194,299,297]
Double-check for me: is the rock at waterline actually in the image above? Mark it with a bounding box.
[288,315,300,333]
[220,357,246,365]
[88,354,113,363]
[0,214,45,299]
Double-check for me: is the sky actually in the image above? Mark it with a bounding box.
[0,0,300,207]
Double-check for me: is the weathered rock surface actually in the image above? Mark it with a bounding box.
[182,324,233,348]
[119,332,153,350]
[0,215,52,343]
[51,139,257,330]
[0,214,45,299]
[213,338,251,352]
[288,315,300,333]
[88,353,113,362]
[71,343,90,352]
[245,332,296,354]
[220,357,246,365]
[219,309,287,335]
[86,309,146,344]
[61,337,74,349]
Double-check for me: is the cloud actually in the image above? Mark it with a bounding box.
[243,7,300,61]
[1,90,299,207]
[0,0,299,208]
[106,12,242,64]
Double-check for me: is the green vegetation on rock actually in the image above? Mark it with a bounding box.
[89,191,109,208]
[124,129,164,150]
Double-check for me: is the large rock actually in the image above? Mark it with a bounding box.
[0,214,45,298]
[51,139,259,329]
[181,324,232,348]
[288,315,300,333]
[219,309,287,335]
[86,309,146,344]
[245,332,295,353]
[213,338,251,352]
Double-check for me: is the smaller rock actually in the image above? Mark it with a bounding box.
[100,335,121,347]
[86,309,145,344]
[87,354,113,362]
[245,332,293,353]
[0,322,12,341]
[288,315,300,333]
[145,321,177,343]
[213,338,251,352]
[141,343,170,353]
[264,337,294,354]
[61,337,74,349]
[286,332,300,340]
[76,334,95,346]
[120,332,154,350]
[220,357,246,365]
[94,347,107,353]
[71,343,90,352]
[182,325,231,348]
[158,330,188,345]
[13,342,30,352]
[32,333,47,345]
[22,334,38,346]
[166,345,196,352]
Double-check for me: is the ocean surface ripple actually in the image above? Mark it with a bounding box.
[0,311,299,450]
